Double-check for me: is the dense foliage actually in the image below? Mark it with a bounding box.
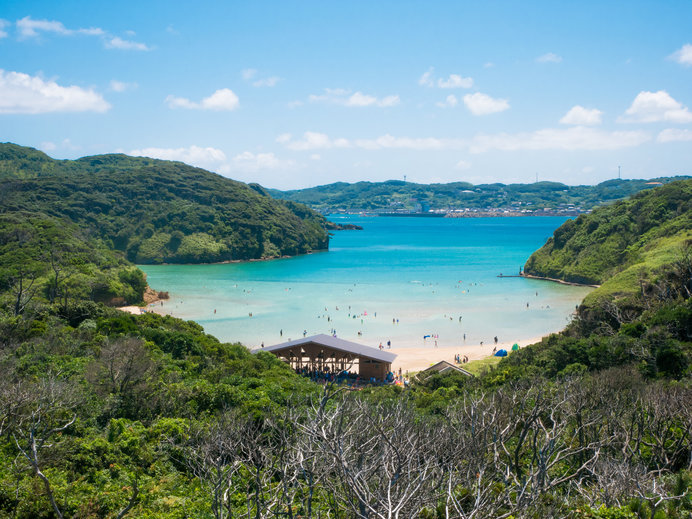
[0,143,329,264]
[0,155,689,517]
[0,213,147,312]
[0,299,689,518]
[524,179,692,286]
[269,177,688,213]
[508,181,692,385]
[0,301,319,518]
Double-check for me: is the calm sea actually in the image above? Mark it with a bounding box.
[139,216,592,350]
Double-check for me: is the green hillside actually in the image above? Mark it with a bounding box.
[0,143,329,264]
[487,180,692,383]
[269,176,689,213]
[524,179,692,291]
[0,212,148,311]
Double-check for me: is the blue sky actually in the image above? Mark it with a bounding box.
[1,0,691,189]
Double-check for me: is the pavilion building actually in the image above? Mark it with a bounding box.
[260,334,396,381]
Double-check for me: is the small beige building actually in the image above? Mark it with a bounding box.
[260,334,396,381]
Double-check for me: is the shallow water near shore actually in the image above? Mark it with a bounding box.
[140,216,593,351]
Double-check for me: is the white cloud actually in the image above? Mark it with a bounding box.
[165,88,239,111]
[15,16,152,51]
[0,19,9,38]
[130,145,227,170]
[0,69,110,114]
[418,67,434,87]
[105,36,149,51]
[536,52,562,63]
[308,88,399,107]
[455,160,471,170]
[618,90,692,123]
[668,44,692,66]
[231,151,295,172]
[109,80,137,92]
[279,131,352,151]
[18,16,71,37]
[437,74,473,89]
[310,154,321,161]
[420,68,473,89]
[469,127,650,153]
[278,132,466,151]
[463,92,509,115]
[559,105,603,125]
[16,16,103,38]
[354,135,454,150]
[278,127,650,155]
[242,69,280,87]
[202,89,240,110]
[657,128,692,143]
[483,62,494,68]
[253,76,280,87]
[436,94,458,108]
[39,139,79,153]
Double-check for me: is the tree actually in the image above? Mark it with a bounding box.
[11,376,78,519]
[183,410,250,519]
[86,337,156,418]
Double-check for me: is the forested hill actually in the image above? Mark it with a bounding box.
[268,177,688,213]
[0,143,329,264]
[523,178,692,288]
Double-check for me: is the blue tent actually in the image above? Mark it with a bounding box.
[494,349,508,357]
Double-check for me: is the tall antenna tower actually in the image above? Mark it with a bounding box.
[618,165,621,179]
[403,174,407,183]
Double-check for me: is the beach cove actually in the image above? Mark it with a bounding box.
[140,216,593,372]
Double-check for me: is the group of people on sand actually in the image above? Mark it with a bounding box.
[454,353,469,364]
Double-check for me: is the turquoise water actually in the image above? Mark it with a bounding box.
[140,216,592,350]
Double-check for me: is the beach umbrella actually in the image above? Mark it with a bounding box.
[494,349,508,357]
[511,343,519,351]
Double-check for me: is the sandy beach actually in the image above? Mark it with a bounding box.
[388,336,542,373]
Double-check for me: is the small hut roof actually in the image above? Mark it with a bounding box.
[418,360,472,377]
[260,334,397,363]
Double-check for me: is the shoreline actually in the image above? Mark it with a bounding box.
[135,248,329,268]
[520,272,600,288]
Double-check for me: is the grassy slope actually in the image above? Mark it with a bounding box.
[487,180,692,382]
[524,179,692,296]
[0,143,330,264]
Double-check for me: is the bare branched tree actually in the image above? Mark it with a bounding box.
[317,397,443,519]
[12,376,79,519]
[183,410,248,519]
